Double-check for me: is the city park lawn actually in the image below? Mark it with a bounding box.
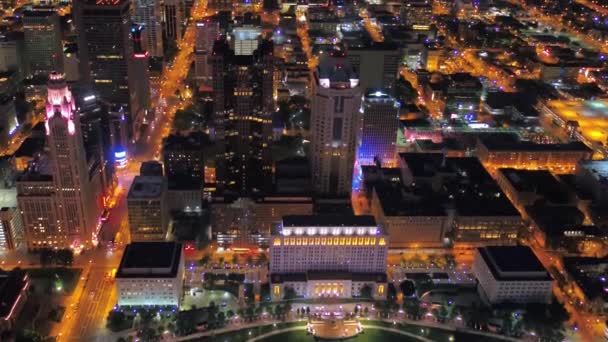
[182,289,239,313]
[259,328,420,342]
[190,320,511,342]
[27,267,82,294]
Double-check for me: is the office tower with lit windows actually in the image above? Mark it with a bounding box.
[400,0,433,28]
[0,207,23,251]
[163,0,185,41]
[127,175,169,241]
[270,215,388,300]
[133,0,164,58]
[310,52,362,196]
[74,0,134,131]
[18,73,100,250]
[358,90,400,167]
[346,42,402,91]
[129,24,152,141]
[211,38,277,193]
[23,7,63,76]
[194,20,219,86]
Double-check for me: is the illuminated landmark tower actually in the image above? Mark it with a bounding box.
[18,73,99,251]
[45,73,98,249]
[310,52,362,196]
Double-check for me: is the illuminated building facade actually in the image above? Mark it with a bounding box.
[358,90,400,167]
[473,246,552,304]
[270,215,388,300]
[346,43,402,91]
[400,0,432,27]
[310,52,362,196]
[18,73,100,250]
[0,207,23,251]
[127,175,169,241]
[116,242,184,307]
[211,38,276,193]
[74,0,134,129]
[194,20,219,86]
[163,0,185,41]
[133,0,163,58]
[129,24,152,141]
[23,7,63,76]
[476,136,593,175]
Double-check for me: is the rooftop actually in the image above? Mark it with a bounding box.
[478,245,551,281]
[478,135,591,152]
[128,176,165,199]
[282,215,376,227]
[499,168,572,204]
[116,242,182,278]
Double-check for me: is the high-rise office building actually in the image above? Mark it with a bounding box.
[18,73,100,250]
[310,52,362,196]
[0,207,23,251]
[133,0,164,58]
[163,0,184,41]
[400,0,433,28]
[211,38,276,193]
[346,42,402,91]
[74,0,134,131]
[127,175,169,241]
[194,20,219,86]
[358,90,400,167]
[23,7,63,76]
[162,132,207,181]
[0,33,21,74]
[129,24,152,141]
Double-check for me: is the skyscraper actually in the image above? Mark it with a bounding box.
[129,24,152,141]
[310,52,362,196]
[74,0,134,127]
[194,20,219,86]
[163,0,184,41]
[23,7,63,76]
[18,73,100,250]
[133,0,164,58]
[358,90,400,167]
[211,38,276,193]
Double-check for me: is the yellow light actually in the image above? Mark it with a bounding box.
[379,237,386,246]
[273,238,281,246]
[274,285,280,295]
[378,285,385,295]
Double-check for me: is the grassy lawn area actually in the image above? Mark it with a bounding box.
[193,322,305,342]
[259,329,419,342]
[27,267,82,294]
[363,320,507,342]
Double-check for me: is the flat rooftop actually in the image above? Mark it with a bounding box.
[499,168,572,204]
[282,215,376,227]
[128,176,165,199]
[116,242,182,278]
[478,246,551,281]
[547,99,608,146]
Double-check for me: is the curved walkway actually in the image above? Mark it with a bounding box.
[246,325,433,342]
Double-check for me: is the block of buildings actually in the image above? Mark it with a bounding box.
[116,242,184,306]
[270,215,388,300]
[473,246,552,304]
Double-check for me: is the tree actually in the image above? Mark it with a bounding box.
[306,306,310,316]
[363,306,369,316]
[404,298,423,320]
[218,257,225,266]
[400,280,416,297]
[522,301,569,342]
[246,255,254,265]
[283,286,297,300]
[360,285,372,299]
[257,253,268,266]
[231,254,239,265]
[387,283,397,301]
[39,248,55,266]
[107,310,126,331]
[394,78,417,104]
[227,310,235,319]
[217,311,226,327]
[56,249,74,266]
[199,254,211,267]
